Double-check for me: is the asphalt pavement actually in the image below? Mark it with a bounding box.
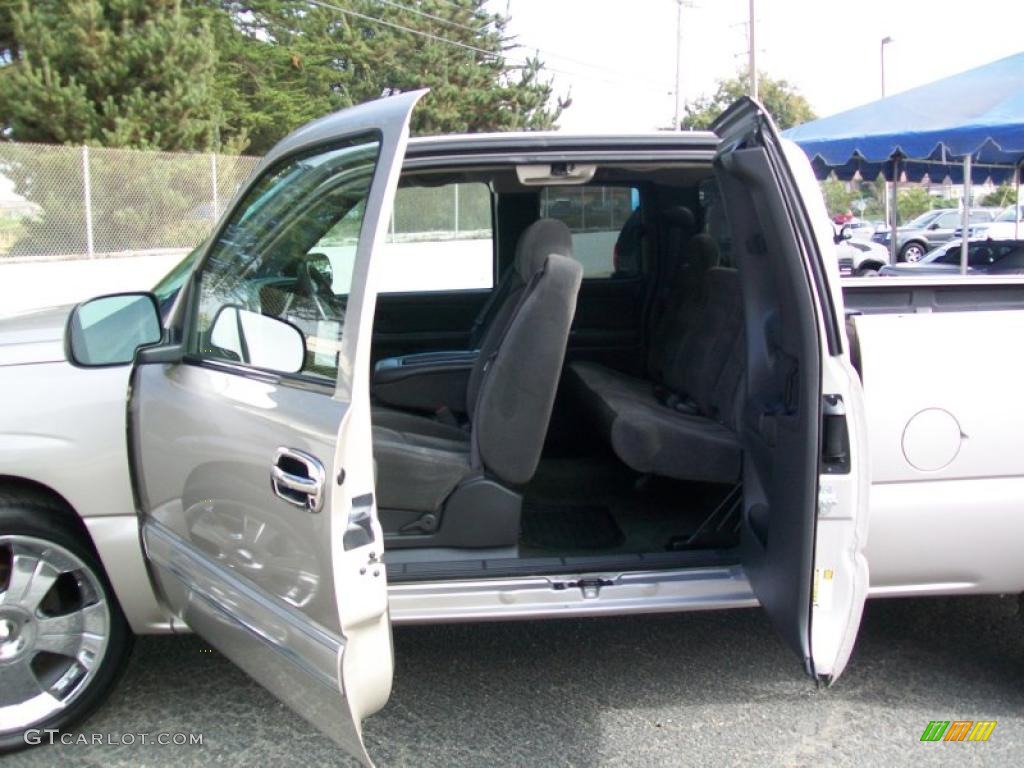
[7,595,1023,767]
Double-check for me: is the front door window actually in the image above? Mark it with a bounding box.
[192,135,382,381]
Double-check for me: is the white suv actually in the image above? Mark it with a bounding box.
[961,204,1024,240]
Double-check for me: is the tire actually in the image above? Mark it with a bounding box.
[854,263,882,277]
[0,498,133,753]
[899,242,926,262]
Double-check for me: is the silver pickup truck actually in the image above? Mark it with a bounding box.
[1,92,1022,762]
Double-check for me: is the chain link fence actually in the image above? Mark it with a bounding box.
[0,142,261,260]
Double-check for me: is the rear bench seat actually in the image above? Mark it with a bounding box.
[569,242,744,484]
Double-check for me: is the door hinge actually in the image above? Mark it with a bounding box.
[552,577,614,599]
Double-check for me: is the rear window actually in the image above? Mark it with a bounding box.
[540,186,640,278]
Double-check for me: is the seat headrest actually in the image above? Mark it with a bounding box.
[662,206,696,235]
[687,233,720,273]
[515,218,574,279]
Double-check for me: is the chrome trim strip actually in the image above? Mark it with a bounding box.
[143,519,341,691]
[387,566,758,625]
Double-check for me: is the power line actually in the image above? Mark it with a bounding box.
[306,0,673,94]
[306,0,499,58]
[369,0,491,35]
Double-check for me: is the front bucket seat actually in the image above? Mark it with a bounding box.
[372,219,583,546]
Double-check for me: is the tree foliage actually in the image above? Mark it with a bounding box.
[980,181,1019,208]
[0,0,222,151]
[895,187,934,224]
[820,178,854,217]
[0,0,566,155]
[681,70,816,131]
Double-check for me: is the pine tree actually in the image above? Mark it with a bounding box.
[190,0,566,154]
[0,1,566,154]
[0,0,225,151]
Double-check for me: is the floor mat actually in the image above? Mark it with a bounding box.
[520,502,624,550]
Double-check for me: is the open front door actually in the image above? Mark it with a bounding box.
[711,99,870,683]
[131,90,425,765]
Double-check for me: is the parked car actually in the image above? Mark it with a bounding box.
[3,92,1024,763]
[879,238,1024,276]
[872,207,995,262]
[838,217,879,241]
[958,203,1024,240]
[833,223,892,275]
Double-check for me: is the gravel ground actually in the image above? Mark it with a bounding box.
[7,595,1023,767]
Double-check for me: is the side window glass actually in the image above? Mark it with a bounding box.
[938,212,960,229]
[192,134,381,381]
[377,183,494,293]
[540,186,641,278]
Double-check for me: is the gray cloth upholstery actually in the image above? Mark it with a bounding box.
[473,252,583,485]
[571,363,741,481]
[646,230,720,381]
[373,219,582,511]
[371,406,469,443]
[513,217,574,280]
[569,261,745,485]
[372,426,474,512]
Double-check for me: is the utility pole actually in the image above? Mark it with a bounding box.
[748,0,757,100]
[672,1,697,130]
[880,36,893,97]
[673,0,683,130]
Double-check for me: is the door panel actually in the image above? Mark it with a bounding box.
[711,99,869,683]
[133,90,425,765]
[372,289,490,363]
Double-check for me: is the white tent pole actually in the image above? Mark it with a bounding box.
[961,155,971,275]
[1015,163,1021,241]
[890,158,899,264]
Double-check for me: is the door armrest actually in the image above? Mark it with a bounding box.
[372,350,479,414]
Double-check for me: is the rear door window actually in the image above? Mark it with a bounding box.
[382,182,493,293]
[540,186,641,278]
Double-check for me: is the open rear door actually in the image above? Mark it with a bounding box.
[132,90,425,765]
[711,99,870,683]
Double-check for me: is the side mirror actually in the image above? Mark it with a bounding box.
[928,222,941,230]
[833,224,853,244]
[210,306,305,373]
[66,292,161,367]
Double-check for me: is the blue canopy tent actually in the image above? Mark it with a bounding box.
[783,52,1024,271]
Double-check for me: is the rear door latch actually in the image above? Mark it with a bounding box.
[553,577,614,598]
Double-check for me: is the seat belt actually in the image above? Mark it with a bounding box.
[469,265,516,348]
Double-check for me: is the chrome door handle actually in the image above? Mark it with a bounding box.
[271,447,326,512]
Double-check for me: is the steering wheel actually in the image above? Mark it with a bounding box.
[296,258,343,321]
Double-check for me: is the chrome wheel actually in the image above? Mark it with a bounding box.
[0,535,111,734]
[902,243,926,262]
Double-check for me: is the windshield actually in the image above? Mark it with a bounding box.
[905,210,939,229]
[152,247,202,318]
[996,205,1023,222]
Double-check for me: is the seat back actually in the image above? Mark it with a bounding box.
[664,266,744,425]
[469,219,583,485]
[647,226,721,383]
